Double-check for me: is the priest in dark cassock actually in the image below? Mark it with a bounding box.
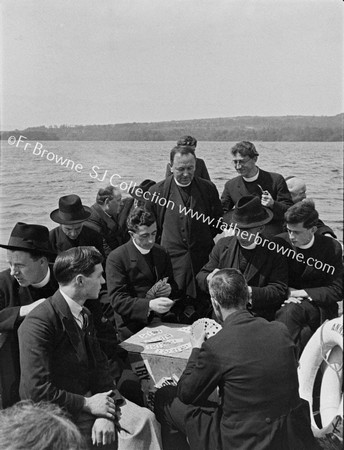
[0,222,57,408]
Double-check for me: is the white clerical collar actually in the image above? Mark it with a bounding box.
[59,288,83,320]
[132,238,151,255]
[31,267,51,288]
[240,241,258,250]
[174,178,192,188]
[296,235,315,250]
[243,169,260,182]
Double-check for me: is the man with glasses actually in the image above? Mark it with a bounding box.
[221,141,293,237]
[197,196,288,321]
[106,208,178,340]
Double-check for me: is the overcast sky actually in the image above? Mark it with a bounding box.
[1,0,343,129]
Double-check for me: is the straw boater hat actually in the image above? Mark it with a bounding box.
[0,222,55,255]
[223,195,273,229]
[129,179,156,201]
[50,194,91,224]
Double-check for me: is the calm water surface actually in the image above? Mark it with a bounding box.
[0,140,342,270]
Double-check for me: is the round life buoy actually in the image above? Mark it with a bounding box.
[298,316,343,446]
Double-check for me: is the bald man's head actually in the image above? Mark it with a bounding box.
[286,177,307,203]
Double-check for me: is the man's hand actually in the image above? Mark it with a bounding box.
[19,298,46,317]
[283,297,303,305]
[84,391,117,419]
[149,297,174,314]
[261,191,274,209]
[206,268,220,284]
[92,418,116,446]
[190,330,206,349]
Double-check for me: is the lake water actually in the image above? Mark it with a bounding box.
[0,140,342,270]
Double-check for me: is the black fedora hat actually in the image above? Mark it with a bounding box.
[223,195,273,229]
[0,222,55,255]
[50,194,91,224]
[129,179,156,201]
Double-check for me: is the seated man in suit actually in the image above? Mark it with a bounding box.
[0,222,57,408]
[49,194,104,256]
[86,185,123,257]
[106,208,177,341]
[275,199,343,354]
[221,141,293,237]
[19,246,162,450]
[197,195,288,321]
[285,176,337,238]
[165,135,211,180]
[154,269,316,450]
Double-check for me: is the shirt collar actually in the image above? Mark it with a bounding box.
[59,288,83,320]
[296,234,315,250]
[174,178,192,188]
[31,267,51,288]
[132,238,151,255]
[243,168,260,182]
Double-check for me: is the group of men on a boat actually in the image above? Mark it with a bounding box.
[0,138,342,449]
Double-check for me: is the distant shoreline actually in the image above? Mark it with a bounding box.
[1,114,342,142]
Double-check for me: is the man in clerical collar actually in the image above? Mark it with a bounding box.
[197,195,288,321]
[146,145,223,321]
[221,141,293,237]
[275,199,343,355]
[0,222,57,408]
[106,208,177,340]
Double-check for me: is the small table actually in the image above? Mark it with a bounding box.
[120,323,192,407]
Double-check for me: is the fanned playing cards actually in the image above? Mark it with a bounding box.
[191,318,222,340]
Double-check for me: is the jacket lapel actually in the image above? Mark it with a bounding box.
[126,240,156,283]
[50,291,85,361]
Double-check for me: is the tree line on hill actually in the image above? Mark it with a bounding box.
[1,114,342,141]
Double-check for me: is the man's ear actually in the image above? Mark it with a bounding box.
[75,274,84,286]
[310,225,317,235]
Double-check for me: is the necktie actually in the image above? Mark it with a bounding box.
[80,308,89,331]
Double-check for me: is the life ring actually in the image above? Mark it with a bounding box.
[298,316,343,447]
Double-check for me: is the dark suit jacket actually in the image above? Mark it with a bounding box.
[165,157,210,180]
[177,310,316,450]
[146,176,223,297]
[196,236,288,320]
[221,168,293,237]
[19,290,117,418]
[106,240,179,340]
[49,225,104,256]
[275,233,343,319]
[86,203,123,256]
[0,268,58,408]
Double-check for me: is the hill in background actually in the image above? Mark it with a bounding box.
[1,114,342,141]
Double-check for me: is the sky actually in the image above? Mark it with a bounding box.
[1,0,343,129]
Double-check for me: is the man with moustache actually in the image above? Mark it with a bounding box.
[285,176,337,238]
[197,195,288,321]
[19,247,162,450]
[0,222,57,408]
[87,186,124,257]
[221,141,293,237]
[49,194,104,256]
[275,199,343,354]
[154,269,316,450]
[106,208,177,341]
[146,146,223,320]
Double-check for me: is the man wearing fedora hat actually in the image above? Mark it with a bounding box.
[49,194,104,256]
[197,195,288,321]
[0,222,58,408]
[221,141,293,238]
[165,136,211,181]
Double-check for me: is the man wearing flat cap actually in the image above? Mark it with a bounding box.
[49,194,104,256]
[0,222,57,408]
[221,141,293,237]
[197,195,288,321]
[165,135,211,180]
